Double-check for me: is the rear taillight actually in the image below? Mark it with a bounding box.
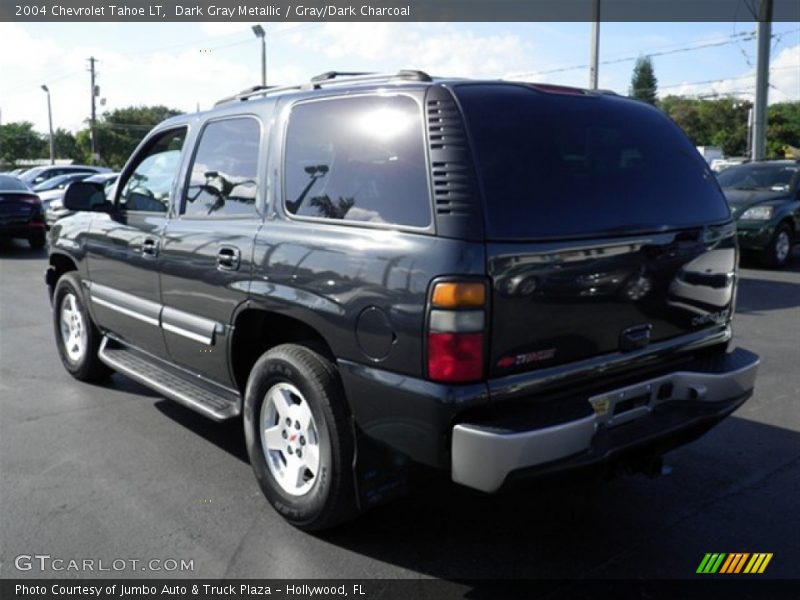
[426,281,487,383]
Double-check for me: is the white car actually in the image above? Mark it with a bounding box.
[33,173,95,213]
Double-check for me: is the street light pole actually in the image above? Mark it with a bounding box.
[252,25,266,87]
[41,85,54,165]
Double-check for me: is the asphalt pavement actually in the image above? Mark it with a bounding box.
[1,239,798,587]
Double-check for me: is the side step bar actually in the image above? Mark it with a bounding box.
[98,337,241,421]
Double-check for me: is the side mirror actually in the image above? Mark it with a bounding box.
[63,181,107,211]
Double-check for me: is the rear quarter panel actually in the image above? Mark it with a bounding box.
[250,220,485,376]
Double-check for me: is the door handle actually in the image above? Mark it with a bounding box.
[216,246,241,271]
[142,237,159,257]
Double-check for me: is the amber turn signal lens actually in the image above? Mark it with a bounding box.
[431,282,486,308]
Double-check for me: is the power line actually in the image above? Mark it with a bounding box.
[7,23,324,99]
[613,64,797,97]
[507,31,757,79]
[658,64,797,92]
[507,27,798,80]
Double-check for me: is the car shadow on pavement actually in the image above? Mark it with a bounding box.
[736,276,800,313]
[0,238,48,259]
[153,398,250,463]
[146,378,800,580]
[312,415,800,581]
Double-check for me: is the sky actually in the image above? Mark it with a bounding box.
[0,21,798,134]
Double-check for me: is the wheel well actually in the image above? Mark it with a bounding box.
[230,309,336,393]
[47,253,78,298]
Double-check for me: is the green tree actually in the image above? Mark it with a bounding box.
[766,102,800,158]
[630,56,658,105]
[51,128,80,161]
[0,121,45,165]
[659,96,751,157]
[75,105,182,168]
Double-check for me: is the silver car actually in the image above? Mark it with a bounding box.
[45,172,118,229]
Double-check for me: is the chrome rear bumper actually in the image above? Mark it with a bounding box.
[451,347,759,492]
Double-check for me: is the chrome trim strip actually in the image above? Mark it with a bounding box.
[87,281,222,345]
[452,350,759,493]
[89,282,162,326]
[161,321,213,345]
[90,296,159,327]
[161,305,218,346]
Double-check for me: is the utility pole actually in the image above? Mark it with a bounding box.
[88,56,98,163]
[589,0,600,89]
[752,0,772,161]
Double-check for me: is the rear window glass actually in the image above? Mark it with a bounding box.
[0,176,28,191]
[455,84,730,240]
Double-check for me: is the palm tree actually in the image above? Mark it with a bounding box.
[310,195,354,219]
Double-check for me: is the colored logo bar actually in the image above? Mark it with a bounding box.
[697,552,773,574]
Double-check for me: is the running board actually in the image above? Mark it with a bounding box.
[98,337,240,421]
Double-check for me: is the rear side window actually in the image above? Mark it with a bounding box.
[455,84,730,240]
[283,95,431,228]
[183,117,261,218]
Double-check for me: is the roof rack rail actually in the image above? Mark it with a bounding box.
[214,69,434,106]
[310,71,374,83]
[308,70,432,86]
[214,84,303,107]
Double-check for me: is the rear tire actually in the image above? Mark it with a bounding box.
[53,272,112,382]
[760,223,793,268]
[243,344,360,530]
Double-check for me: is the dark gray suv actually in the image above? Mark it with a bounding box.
[48,71,759,530]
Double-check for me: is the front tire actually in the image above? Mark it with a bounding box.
[761,223,793,268]
[53,272,112,382]
[244,344,359,530]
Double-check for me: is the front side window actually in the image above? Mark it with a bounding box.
[118,128,186,213]
[284,95,431,228]
[182,117,261,217]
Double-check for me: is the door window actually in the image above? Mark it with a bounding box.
[182,117,261,218]
[118,128,187,213]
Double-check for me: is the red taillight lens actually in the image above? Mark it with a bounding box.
[427,332,484,383]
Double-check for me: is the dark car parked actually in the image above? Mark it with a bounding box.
[0,175,46,248]
[47,71,759,530]
[716,160,800,267]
